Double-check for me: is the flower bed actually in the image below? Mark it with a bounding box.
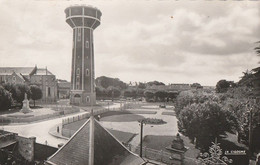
[138,118,167,125]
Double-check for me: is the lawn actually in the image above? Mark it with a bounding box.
[161,111,176,116]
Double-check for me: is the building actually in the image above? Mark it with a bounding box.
[65,5,102,106]
[45,112,146,165]
[0,130,57,164]
[57,80,71,99]
[0,66,58,103]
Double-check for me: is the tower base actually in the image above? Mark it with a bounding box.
[70,90,96,106]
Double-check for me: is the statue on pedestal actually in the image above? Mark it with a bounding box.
[20,93,32,114]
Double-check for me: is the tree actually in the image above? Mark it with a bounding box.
[30,85,43,107]
[96,86,107,99]
[216,80,233,93]
[167,91,179,102]
[147,81,165,86]
[191,83,203,89]
[144,90,154,102]
[255,41,260,56]
[136,89,145,98]
[0,86,13,111]
[138,82,146,89]
[107,86,121,100]
[178,100,238,150]
[154,90,167,102]
[15,84,31,104]
[3,83,30,106]
[95,76,127,89]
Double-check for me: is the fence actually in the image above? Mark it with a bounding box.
[125,144,197,165]
[62,109,109,126]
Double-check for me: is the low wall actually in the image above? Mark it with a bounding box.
[62,109,108,126]
[61,109,109,138]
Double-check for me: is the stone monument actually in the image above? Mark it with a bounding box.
[20,93,32,113]
[166,133,187,165]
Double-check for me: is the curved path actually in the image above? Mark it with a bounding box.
[2,111,86,147]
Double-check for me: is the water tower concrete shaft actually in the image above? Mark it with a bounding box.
[65,6,102,106]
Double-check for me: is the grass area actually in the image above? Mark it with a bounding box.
[142,135,200,165]
[109,129,136,144]
[99,111,132,118]
[161,111,176,116]
[101,114,144,122]
[6,114,34,118]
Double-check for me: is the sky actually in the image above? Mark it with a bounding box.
[0,0,259,86]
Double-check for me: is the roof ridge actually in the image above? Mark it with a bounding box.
[47,116,90,161]
[93,118,144,159]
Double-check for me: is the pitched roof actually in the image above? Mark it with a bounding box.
[57,82,70,88]
[46,116,145,165]
[0,67,34,76]
[35,68,53,75]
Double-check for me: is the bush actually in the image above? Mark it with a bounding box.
[0,86,13,111]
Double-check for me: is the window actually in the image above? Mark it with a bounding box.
[77,28,81,42]
[86,96,90,102]
[85,41,89,48]
[48,87,51,97]
[86,69,89,76]
[76,76,80,90]
[77,68,80,75]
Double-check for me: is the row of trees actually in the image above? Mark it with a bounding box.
[0,83,42,111]
[96,85,180,102]
[144,90,178,102]
[176,41,260,152]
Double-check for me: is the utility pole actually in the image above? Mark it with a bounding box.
[140,120,144,158]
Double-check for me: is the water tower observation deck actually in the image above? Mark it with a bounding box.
[65,5,102,30]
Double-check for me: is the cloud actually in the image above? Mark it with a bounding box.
[0,0,259,86]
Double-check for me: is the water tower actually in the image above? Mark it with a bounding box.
[65,5,102,106]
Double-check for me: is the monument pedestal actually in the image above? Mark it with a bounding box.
[20,94,32,114]
[166,133,187,165]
